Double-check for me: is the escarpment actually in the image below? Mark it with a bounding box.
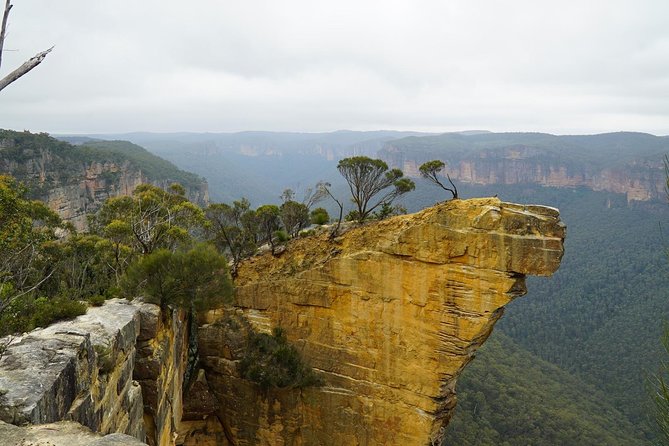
[0,198,564,446]
[380,143,666,203]
[197,197,565,446]
[0,130,208,230]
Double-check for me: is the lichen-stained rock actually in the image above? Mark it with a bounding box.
[0,299,151,442]
[0,420,147,446]
[201,198,565,446]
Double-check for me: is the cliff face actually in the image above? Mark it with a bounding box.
[198,198,565,446]
[0,299,188,446]
[0,132,209,231]
[381,145,665,203]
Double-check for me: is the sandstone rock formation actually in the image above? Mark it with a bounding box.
[198,198,565,446]
[0,299,187,446]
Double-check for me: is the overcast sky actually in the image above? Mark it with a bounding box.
[0,0,668,135]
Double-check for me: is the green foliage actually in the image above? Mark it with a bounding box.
[649,326,669,444]
[0,175,65,327]
[0,295,86,337]
[122,243,233,311]
[445,332,645,446]
[239,327,323,391]
[337,156,415,222]
[205,199,258,272]
[310,207,330,225]
[91,183,204,255]
[40,234,122,300]
[256,204,281,254]
[88,295,106,307]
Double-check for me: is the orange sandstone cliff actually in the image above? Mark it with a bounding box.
[194,197,565,446]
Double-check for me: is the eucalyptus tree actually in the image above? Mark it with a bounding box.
[419,160,458,199]
[337,156,415,222]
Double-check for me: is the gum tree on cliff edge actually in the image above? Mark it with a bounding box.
[0,0,53,92]
[419,160,458,199]
[337,156,415,222]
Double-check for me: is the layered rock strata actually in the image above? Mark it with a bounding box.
[0,299,188,446]
[199,198,565,446]
[381,145,665,203]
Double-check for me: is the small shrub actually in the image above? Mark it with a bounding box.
[32,296,87,328]
[239,327,323,391]
[0,295,87,336]
[88,295,106,307]
[274,229,290,243]
[310,207,330,225]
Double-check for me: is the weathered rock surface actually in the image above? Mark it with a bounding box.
[0,299,188,446]
[200,198,565,446]
[133,305,189,446]
[0,420,146,446]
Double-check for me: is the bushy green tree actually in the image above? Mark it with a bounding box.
[91,183,204,255]
[122,243,233,311]
[0,175,64,317]
[337,156,415,222]
[310,207,330,225]
[239,327,323,391]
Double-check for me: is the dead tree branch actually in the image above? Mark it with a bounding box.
[0,0,52,93]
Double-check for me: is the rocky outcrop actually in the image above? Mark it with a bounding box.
[198,198,565,446]
[380,145,666,203]
[0,299,188,446]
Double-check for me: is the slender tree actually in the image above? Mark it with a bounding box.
[205,199,257,275]
[419,160,458,199]
[315,181,344,238]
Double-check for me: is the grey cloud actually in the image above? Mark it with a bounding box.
[0,0,668,135]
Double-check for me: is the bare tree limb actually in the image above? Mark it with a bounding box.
[0,0,13,70]
[0,0,53,93]
[0,46,52,92]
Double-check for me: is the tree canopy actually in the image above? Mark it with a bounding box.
[337,156,415,222]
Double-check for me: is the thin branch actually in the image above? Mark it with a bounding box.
[0,46,53,92]
[0,0,12,70]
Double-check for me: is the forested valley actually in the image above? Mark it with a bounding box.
[2,129,669,445]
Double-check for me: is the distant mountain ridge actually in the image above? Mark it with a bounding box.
[70,130,669,205]
[380,131,669,203]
